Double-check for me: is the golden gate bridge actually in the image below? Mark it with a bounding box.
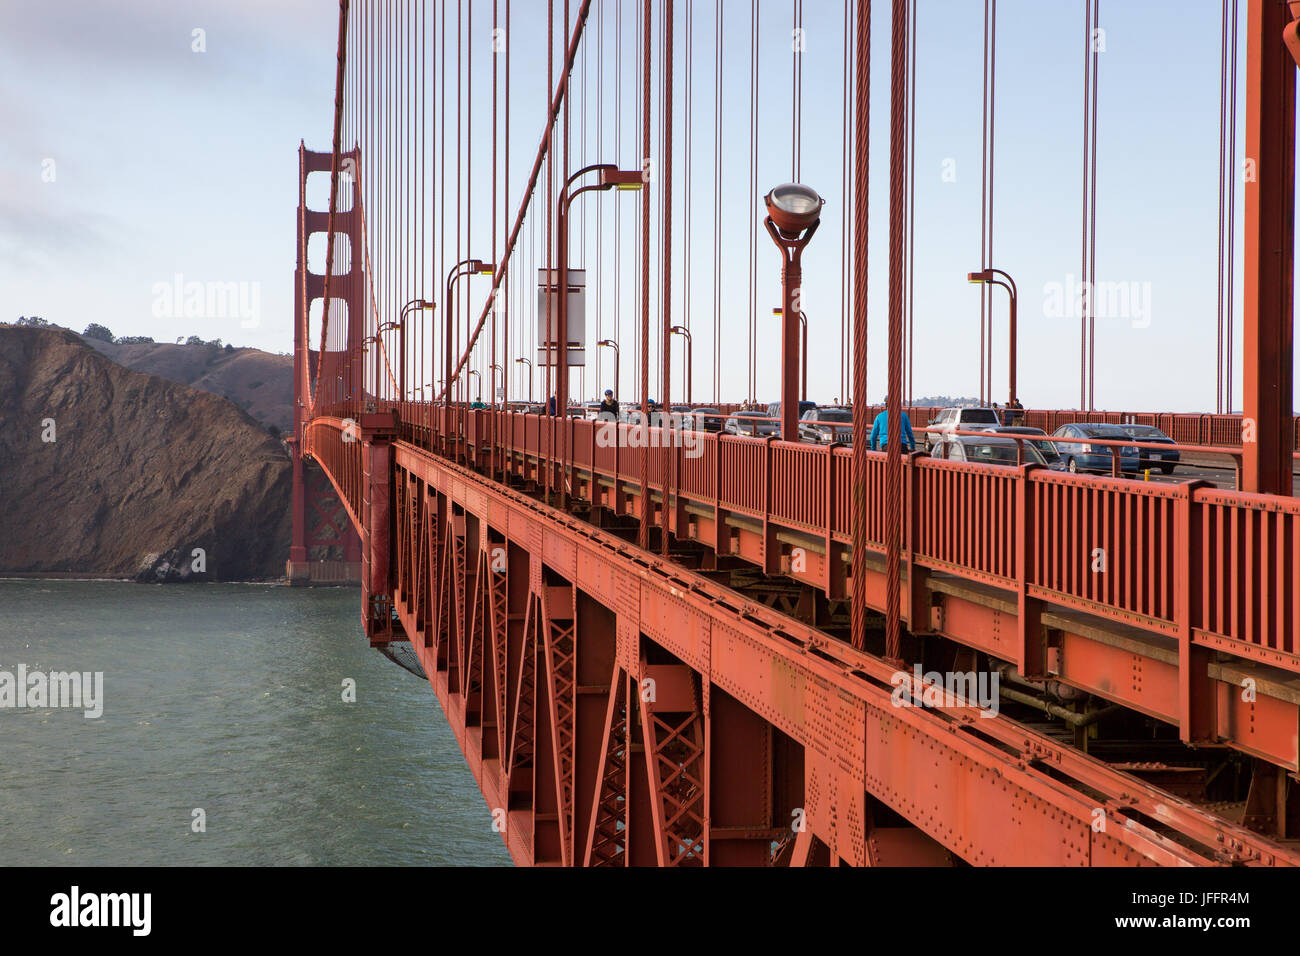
[286,0,1300,866]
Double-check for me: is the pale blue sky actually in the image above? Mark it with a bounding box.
[1,1,1284,412]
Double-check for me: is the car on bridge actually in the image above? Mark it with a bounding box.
[723,411,777,437]
[984,425,1066,470]
[930,434,1049,467]
[1118,423,1181,474]
[924,406,1001,451]
[798,406,853,444]
[765,400,817,425]
[688,407,724,432]
[1051,423,1141,474]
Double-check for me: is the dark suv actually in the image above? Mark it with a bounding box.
[766,400,817,425]
[798,407,853,444]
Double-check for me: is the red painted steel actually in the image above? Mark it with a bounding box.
[1242,0,1296,495]
[302,416,1300,866]
[445,407,1300,677]
[356,407,1300,778]
[294,1,1300,866]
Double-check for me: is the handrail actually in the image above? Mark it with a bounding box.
[308,405,1300,677]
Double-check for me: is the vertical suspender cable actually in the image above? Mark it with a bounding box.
[793,0,802,181]
[1225,0,1238,411]
[596,0,604,396]
[403,0,409,413]
[713,0,723,404]
[388,3,394,400]
[907,0,917,406]
[421,0,428,429]
[850,0,870,653]
[748,1,760,404]
[454,0,463,412]
[440,0,446,424]
[639,0,653,550]
[1087,0,1100,409]
[661,0,675,554]
[986,0,997,406]
[467,0,474,414]
[490,0,498,472]
[885,0,908,667]
[504,0,511,447]
[616,0,623,401]
[683,0,692,403]
[544,0,554,496]
[635,6,642,403]
[560,0,570,506]
[979,0,989,406]
[840,0,850,403]
[1217,0,1229,413]
[656,0,665,403]
[1080,0,1091,411]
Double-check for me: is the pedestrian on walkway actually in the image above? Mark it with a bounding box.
[869,398,916,452]
[598,389,619,421]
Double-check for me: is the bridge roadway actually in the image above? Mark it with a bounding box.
[1144,455,1300,493]
[302,404,1300,866]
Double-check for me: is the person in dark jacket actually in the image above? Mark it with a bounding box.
[598,389,619,420]
[547,395,557,416]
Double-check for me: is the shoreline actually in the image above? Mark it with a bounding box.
[0,573,290,585]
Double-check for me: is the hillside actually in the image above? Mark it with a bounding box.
[80,336,293,434]
[0,326,291,581]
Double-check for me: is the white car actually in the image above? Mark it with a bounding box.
[924,406,1001,451]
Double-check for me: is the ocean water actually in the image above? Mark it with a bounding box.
[0,580,510,866]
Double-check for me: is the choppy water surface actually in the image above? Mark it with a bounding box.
[0,580,510,866]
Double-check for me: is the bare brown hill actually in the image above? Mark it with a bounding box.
[80,336,293,434]
[0,326,291,581]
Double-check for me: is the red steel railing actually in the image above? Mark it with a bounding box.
[303,416,364,527]
[311,405,1300,677]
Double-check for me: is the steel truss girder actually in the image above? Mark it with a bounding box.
[584,669,630,865]
[376,435,1300,867]
[539,584,577,865]
[638,660,706,865]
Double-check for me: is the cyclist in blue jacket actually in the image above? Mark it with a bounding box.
[869,399,915,452]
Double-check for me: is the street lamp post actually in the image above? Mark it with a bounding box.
[442,258,492,460]
[764,183,825,441]
[555,164,644,419]
[372,321,400,402]
[771,308,809,404]
[360,336,377,407]
[669,326,693,406]
[554,165,643,512]
[397,298,436,402]
[488,363,503,405]
[467,369,482,402]
[597,339,620,402]
[444,258,494,410]
[967,268,1019,406]
[515,357,534,403]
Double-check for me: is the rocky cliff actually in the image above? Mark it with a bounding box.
[0,326,291,581]
[80,337,293,434]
